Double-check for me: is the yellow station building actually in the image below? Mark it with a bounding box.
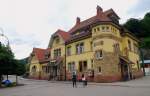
[28,6,143,82]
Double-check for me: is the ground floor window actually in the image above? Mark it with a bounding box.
[68,62,75,72]
[78,61,87,72]
[31,66,37,73]
[42,66,50,73]
[98,66,101,73]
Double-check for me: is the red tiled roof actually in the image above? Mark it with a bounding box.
[32,48,50,63]
[68,8,118,33]
[104,9,120,19]
[55,29,71,41]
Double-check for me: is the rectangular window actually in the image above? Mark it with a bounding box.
[101,26,105,32]
[83,61,87,71]
[95,50,103,60]
[67,46,71,56]
[78,61,87,72]
[76,43,84,54]
[97,27,100,31]
[98,67,101,73]
[79,61,83,72]
[68,62,75,72]
[76,44,80,54]
[128,40,132,51]
[134,43,138,53]
[80,43,84,53]
[54,49,61,58]
[42,66,46,73]
[114,43,120,53]
[106,26,110,32]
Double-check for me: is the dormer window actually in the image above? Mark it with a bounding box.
[97,27,100,31]
[55,38,60,44]
[45,52,50,59]
[94,29,96,32]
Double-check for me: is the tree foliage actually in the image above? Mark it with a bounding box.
[124,12,150,49]
[0,43,26,86]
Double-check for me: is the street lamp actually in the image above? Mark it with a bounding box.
[139,47,146,76]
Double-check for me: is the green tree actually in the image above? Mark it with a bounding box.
[124,18,144,37]
[13,60,26,84]
[0,43,26,86]
[141,12,150,37]
[0,43,14,86]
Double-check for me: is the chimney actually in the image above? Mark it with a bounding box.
[96,5,103,16]
[76,17,80,25]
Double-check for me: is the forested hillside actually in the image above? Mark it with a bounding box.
[124,12,150,59]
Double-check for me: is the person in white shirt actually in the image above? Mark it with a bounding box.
[81,74,87,87]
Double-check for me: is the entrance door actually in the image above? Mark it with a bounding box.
[53,66,57,77]
[121,64,129,81]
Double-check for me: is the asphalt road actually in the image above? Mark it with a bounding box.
[0,76,150,96]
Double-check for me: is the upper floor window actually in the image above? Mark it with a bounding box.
[67,46,71,56]
[101,26,110,32]
[54,48,61,58]
[101,26,105,32]
[106,26,110,32]
[97,27,100,31]
[76,43,84,54]
[31,66,36,73]
[134,43,138,53]
[114,43,120,53]
[95,50,103,60]
[128,40,132,51]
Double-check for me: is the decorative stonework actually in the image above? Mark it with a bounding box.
[92,34,122,42]
[94,51,120,76]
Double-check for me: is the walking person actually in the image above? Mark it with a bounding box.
[72,72,77,88]
[82,74,87,87]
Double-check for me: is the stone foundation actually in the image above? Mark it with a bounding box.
[132,70,144,79]
[94,74,122,83]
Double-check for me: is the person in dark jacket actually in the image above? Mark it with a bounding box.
[72,72,77,88]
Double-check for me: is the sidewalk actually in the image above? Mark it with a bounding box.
[23,76,150,88]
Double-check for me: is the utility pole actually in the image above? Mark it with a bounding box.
[140,48,146,76]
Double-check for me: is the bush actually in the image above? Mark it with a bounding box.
[5,82,16,87]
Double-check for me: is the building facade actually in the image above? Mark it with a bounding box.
[28,48,51,80]
[28,6,143,82]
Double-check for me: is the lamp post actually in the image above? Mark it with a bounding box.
[139,48,146,76]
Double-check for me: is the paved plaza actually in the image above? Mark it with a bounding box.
[0,76,150,96]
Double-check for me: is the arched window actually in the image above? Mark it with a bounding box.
[32,66,37,73]
[95,50,103,60]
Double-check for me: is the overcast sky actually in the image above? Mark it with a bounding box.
[0,0,150,59]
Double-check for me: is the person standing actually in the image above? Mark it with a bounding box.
[82,74,87,87]
[72,72,77,88]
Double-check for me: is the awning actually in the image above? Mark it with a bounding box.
[119,56,134,64]
[49,57,63,66]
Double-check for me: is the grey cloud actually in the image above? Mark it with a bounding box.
[129,0,150,15]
